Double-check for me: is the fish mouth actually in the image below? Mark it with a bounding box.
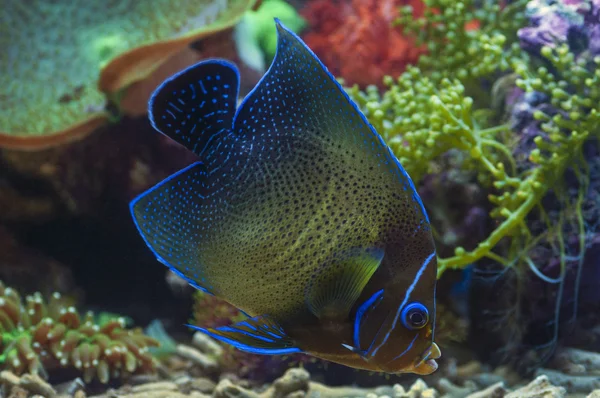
[411,343,441,375]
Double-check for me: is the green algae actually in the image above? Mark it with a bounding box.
[235,0,306,75]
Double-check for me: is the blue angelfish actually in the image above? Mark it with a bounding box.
[130,19,440,375]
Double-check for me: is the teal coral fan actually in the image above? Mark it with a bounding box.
[0,281,159,383]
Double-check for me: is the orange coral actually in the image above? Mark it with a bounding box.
[300,0,426,88]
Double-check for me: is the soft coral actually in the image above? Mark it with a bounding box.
[300,0,426,88]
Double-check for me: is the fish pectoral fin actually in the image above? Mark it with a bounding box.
[306,248,384,321]
[187,315,301,355]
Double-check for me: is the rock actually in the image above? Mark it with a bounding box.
[505,375,566,398]
[465,382,507,398]
[213,379,260,398]
[271,368,310,397]
[192,331,224,358]
[131,381,178,393]
[19,373,57,398]
[176,344,220,372]
[535,368,600,394]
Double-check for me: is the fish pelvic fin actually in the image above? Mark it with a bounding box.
[188,315,302,355]
[130,162,217,295]
[148,59,239,158]
[306,248,384,321]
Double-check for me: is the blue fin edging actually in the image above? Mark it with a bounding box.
[129,161,215,296]
[186,315,302,355]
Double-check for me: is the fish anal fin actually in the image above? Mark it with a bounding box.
[149,60,239,158]
[307,248,384,321]
[188,315,301,355]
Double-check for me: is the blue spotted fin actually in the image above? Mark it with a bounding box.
[188,315,301,355]
[148,59,239,157]
[306,248,384,321]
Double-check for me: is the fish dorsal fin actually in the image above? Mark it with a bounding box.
[230,20,424,207]
[149,60,239,158]
[306,248,384,321]
[188,315,301,355]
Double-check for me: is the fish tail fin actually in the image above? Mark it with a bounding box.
[148,59,240,159]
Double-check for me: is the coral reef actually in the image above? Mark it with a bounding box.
[518,0,600,57]
[0,0,256,149]
[345,0,600,374]
[3,0,600,396]
[395,0,526,84]
[0,281,159,384]
[418,166,490,258]
[300,0,426,88]
[539,347,600,394]
[0,350,587,397]
[192,292,245,331]
[346,0,594,285]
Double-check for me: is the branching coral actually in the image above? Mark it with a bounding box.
[346,0,596,277]
[396,0,528,85]
[0,281,159,383]
[346,0,600,369]
[300,0,426,88]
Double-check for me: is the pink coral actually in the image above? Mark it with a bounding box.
[300,0,426,88]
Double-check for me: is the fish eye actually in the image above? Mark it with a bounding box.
[401,302,429,330]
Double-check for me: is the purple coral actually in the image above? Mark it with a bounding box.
[518,0,600,56]
[472,0,600,372]
[509,0,600,168]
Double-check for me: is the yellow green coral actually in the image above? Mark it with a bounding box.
[0,0,256,147]
[396,0,528,83]
[346,0,596,281]
[0,281,159,383]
